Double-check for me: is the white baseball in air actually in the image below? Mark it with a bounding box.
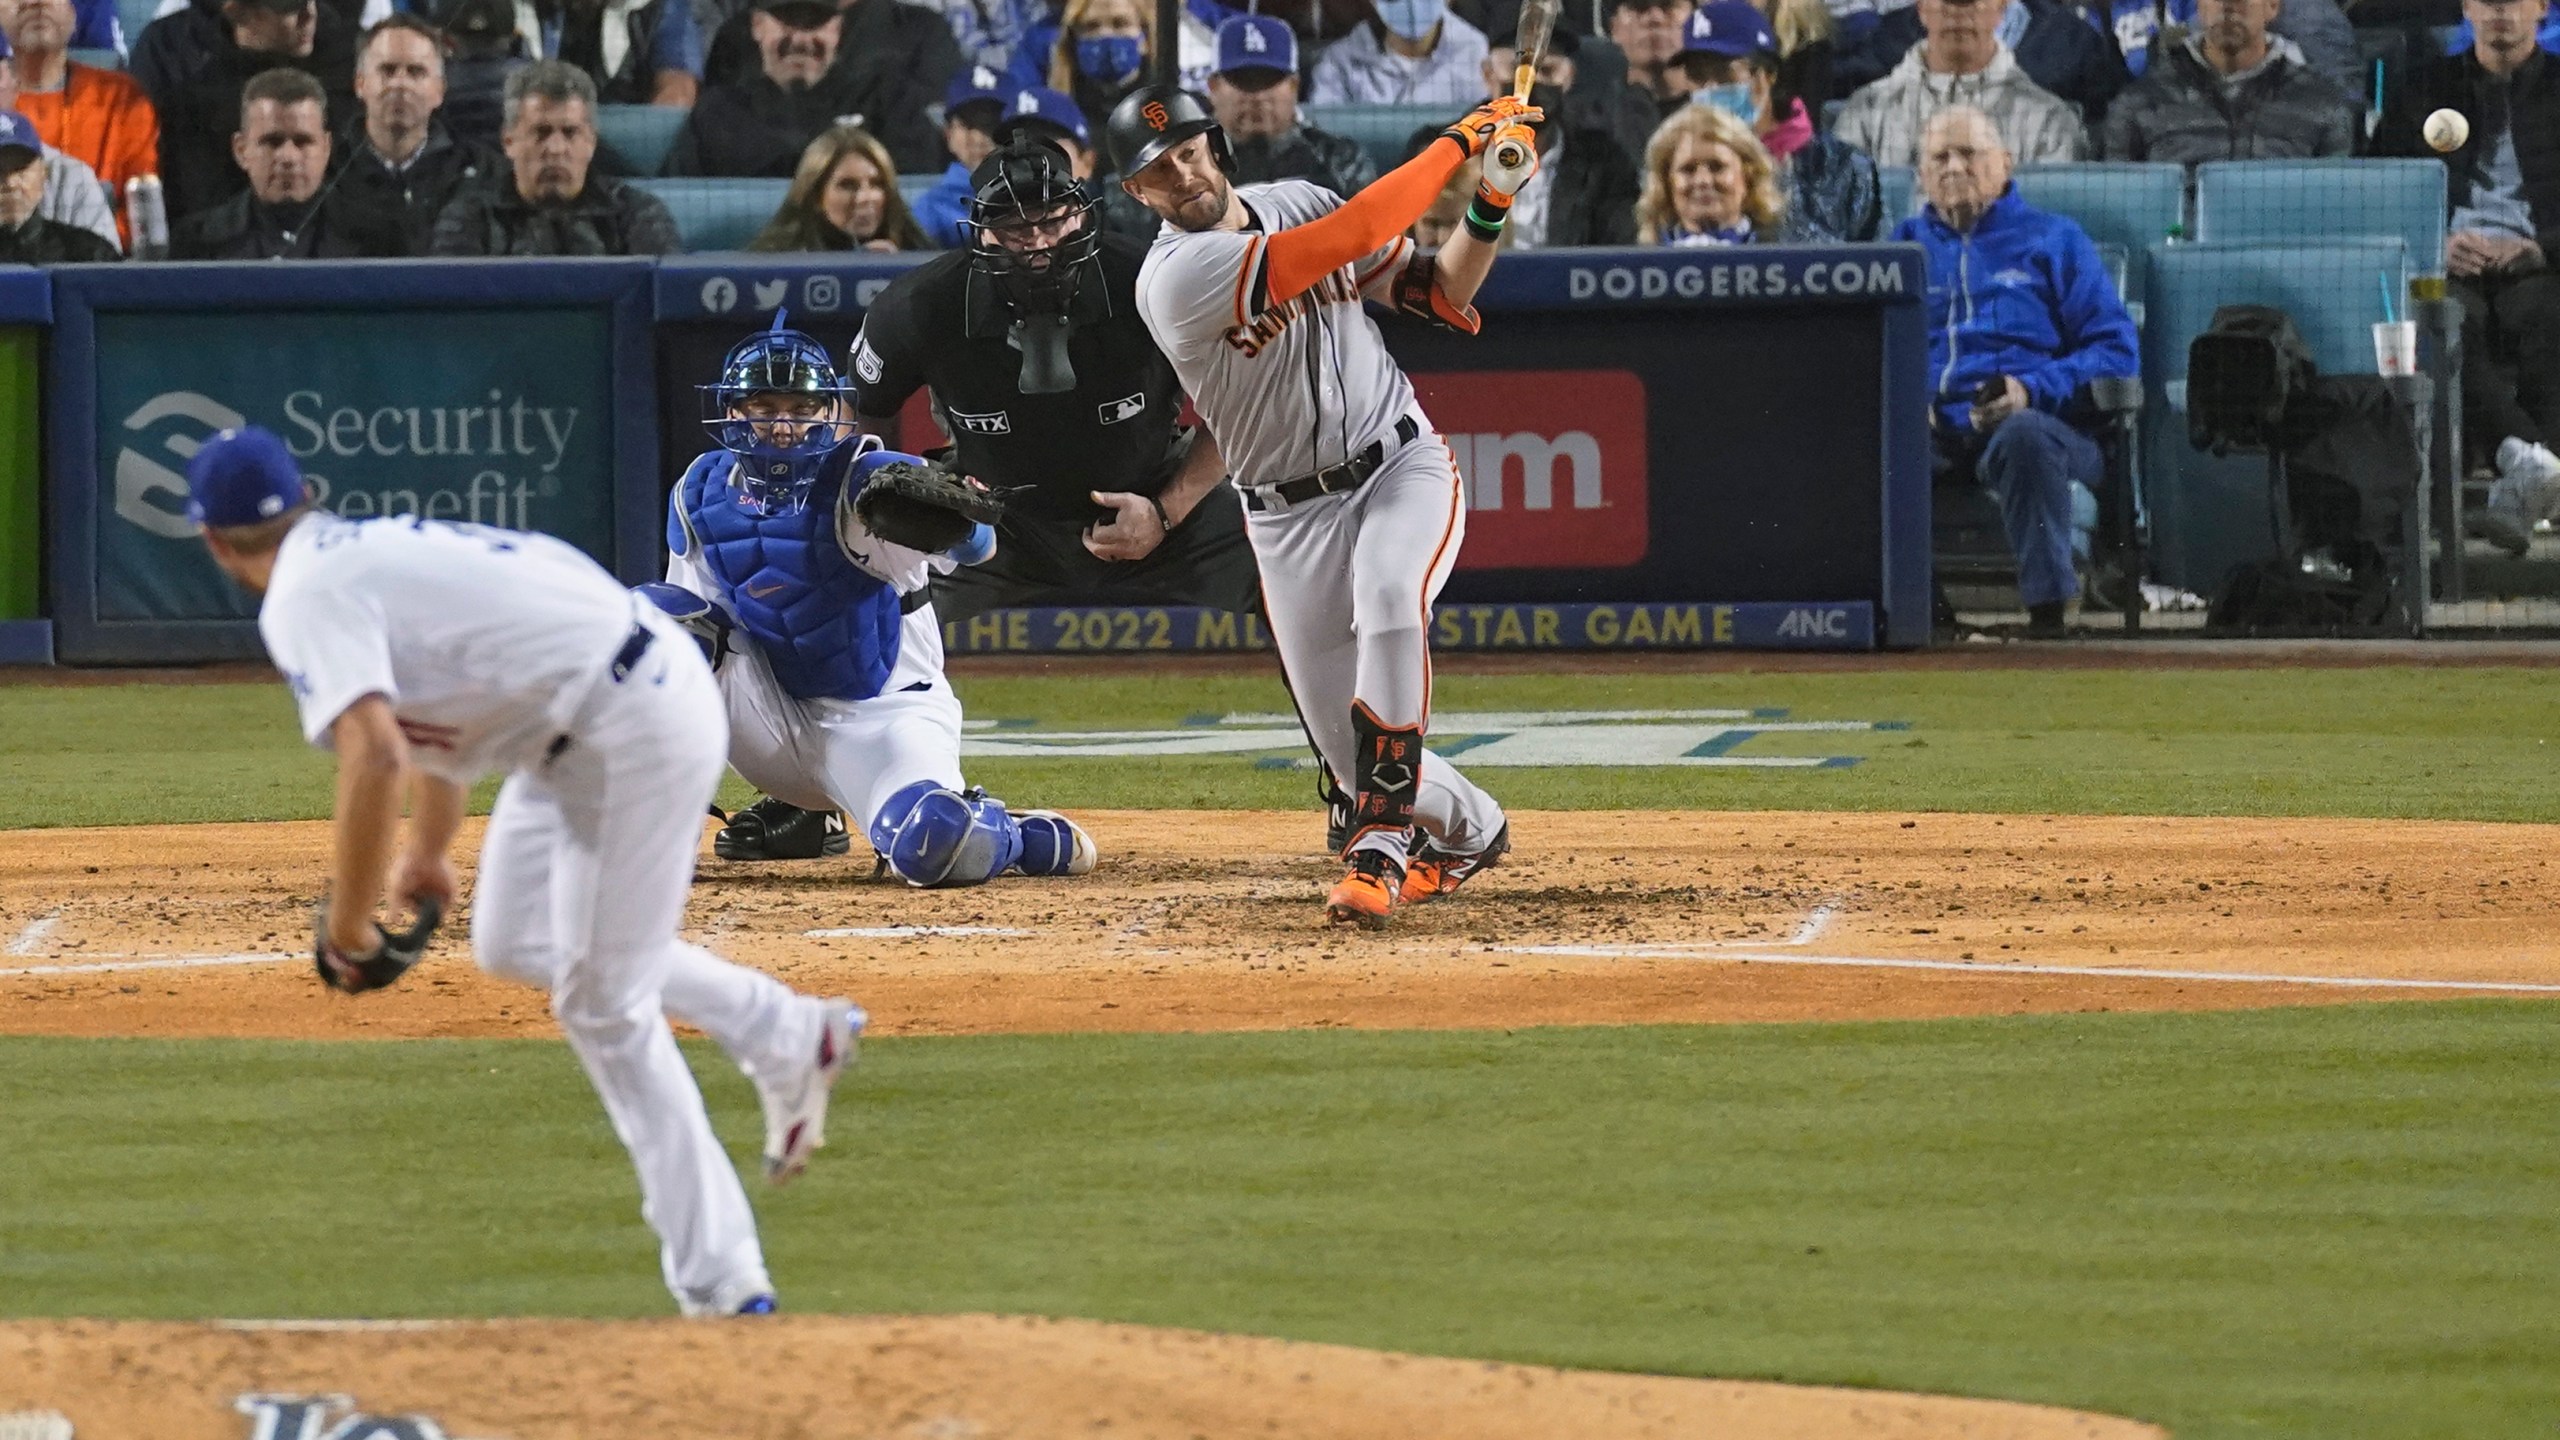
[2424,108,2470,153]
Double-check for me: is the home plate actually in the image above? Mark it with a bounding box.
[803,926,1034,939]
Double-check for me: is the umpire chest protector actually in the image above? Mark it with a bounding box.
[847,237,1184,525]
[673,448,905,703]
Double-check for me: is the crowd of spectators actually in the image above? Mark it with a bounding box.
[0,0,2501,264]
[0,0,2547,560]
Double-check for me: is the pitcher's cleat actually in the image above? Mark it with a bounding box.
[679,1279,781,1318]
[757,1001,864,1184]
[1400,822,1511,904]
[715,798,851,860]
[1325,851,1402,929]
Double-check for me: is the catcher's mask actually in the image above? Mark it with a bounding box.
[701,310,858,515]
[966,136,1102,394]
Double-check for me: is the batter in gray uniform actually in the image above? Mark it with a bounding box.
[1109,84,1541,927]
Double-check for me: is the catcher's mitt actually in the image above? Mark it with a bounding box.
[849,458,1006,553]
[315,898,443,994]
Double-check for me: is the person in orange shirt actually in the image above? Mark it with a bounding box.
[0,0,157,235]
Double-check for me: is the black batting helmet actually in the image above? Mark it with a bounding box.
[1105,84,1231,179]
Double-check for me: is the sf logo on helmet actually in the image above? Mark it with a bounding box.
[1142,100,1170,130]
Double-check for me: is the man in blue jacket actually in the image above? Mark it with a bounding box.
[1896,105,2139,636]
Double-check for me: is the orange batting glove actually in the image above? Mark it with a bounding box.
[1441,96,1545,159]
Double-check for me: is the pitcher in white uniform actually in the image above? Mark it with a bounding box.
[1109,84,1537,927]
[191,425,857,1318]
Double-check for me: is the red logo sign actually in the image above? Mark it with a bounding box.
[1142,101,1171,131]
[1409,369,1648,570]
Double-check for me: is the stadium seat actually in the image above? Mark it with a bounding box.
[629,177,789,252]
[2012,163,2185,295]
[1878,165,1916,226]
[896,172,938,209]
[2191,158,2447,278]
[2141,239,2410,592]
[116,0,156,49]
[68,46,121,69]
[1300,102,1461,173]
[596,103,689,177]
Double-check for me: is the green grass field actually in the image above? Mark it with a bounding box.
[5,665,2559,826]
[4,662,2556,1438]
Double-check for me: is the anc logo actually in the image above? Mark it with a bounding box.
[1142,100,1170,130]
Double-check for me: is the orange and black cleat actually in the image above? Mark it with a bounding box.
[1326,850,1403,929]
[1400,822,1511,905]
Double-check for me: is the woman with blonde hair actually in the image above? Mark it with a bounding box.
[1635,103,1784,245]
[1750,0,1833,121]
[1048,0,1156,140]
[751,126,931,253]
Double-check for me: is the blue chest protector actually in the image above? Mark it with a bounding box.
[672,447,905,703]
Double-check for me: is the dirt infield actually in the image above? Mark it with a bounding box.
[1,809,2552,1041]
[5,808,2550,1440]
[0,1316,2165,1440]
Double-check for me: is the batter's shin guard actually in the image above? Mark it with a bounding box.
[1345,701,1422,856]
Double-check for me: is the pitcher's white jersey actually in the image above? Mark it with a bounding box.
[259,512,642,784]
[1134,179,1420,484]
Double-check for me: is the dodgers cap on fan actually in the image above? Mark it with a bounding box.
[186,426,307,527]
[1680,0,1775,57]
[1000,85,1091,147]
[1215,15,1297,77]
[0,111,40,161]
[945,63,1009,114]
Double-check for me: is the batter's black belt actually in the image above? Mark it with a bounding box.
[1242,416,1420,513]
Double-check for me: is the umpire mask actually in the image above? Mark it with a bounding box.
[966,137,1103,395]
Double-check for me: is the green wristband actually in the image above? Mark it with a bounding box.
[1463,199,1508,243]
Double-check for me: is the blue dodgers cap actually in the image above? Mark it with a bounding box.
[1215,14,1297,77]
[186,426,307,527]
[945,63,1008,114]
[1680,0,1775,57]
[1000,85,1092,147]
[0,111,40,160]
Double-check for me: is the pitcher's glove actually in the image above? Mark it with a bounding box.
[315,898,442,994]
[1441,96,1543,160]
[851,458,1008,553]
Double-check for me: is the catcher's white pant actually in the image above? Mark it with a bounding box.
[715,640,966,833]
[1248,426,1506,866]
[471,616,824,1312]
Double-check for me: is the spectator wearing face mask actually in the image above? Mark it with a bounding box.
[1678,0,1877,239]
[912,62,1008,245]
[1308,0,1491,106]
[1467,25,1637,245]
[1046,0,1155,139]
[0,109,115,258]
[0,35,124,249]
[1209,14,1374,197]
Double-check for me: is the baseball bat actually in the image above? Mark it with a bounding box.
[1488,0,1557,174]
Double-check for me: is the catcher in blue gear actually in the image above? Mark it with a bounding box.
[640,315,1097,888]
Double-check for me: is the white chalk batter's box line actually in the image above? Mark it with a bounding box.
[955,707,1906,769]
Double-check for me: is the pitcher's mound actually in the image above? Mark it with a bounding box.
[2,1314,2159,1440]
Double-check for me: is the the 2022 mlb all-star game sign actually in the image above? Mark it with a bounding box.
[961,708,1905,769]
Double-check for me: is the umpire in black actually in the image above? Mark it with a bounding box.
[853,132,1254,621]
[711,130,1258,862]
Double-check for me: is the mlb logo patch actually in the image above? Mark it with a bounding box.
[1096,392,1147,425]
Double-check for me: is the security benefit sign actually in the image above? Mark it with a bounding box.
[1407,369,1647,570]
[94,307,614,621]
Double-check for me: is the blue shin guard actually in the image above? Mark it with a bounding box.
[868,781,1022,888]
[1015,811,1097,876]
